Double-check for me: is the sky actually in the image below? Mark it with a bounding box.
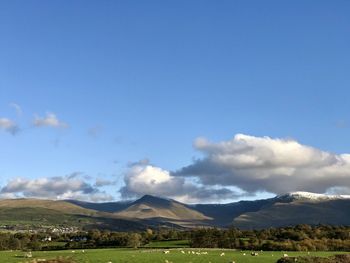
[0,0,350,203]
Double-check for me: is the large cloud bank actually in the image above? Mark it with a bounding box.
[121,134,350,202]
[176,134,350,195]
[0,174,112,202]
[120,161,235,203]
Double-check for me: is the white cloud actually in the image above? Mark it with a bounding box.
[33,112,68,128]
[120,161,237,203]
[0,118,19,135]
[176,134,350,195]
[0,174,113,202]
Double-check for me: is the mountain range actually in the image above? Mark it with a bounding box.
[1,191,350,230]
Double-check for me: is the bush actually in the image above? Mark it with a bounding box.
[25,257,76,263]
[276,255,350,263]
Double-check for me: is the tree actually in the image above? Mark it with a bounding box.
[127,233,142,248]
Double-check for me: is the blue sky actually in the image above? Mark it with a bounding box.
[0,1,350,203]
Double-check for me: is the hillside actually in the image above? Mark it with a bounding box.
[66,199,131,213]
[0,199,147,231]
[191,198,274,226]
[0,198,97,215]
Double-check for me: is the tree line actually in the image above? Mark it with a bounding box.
[0,224,349,251]
[190,225,350,251]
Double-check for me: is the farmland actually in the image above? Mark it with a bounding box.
[0,249,347,263]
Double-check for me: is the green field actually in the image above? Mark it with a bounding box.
[0,249,347,263]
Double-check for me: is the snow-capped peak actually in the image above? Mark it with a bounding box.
[277,191,350,201]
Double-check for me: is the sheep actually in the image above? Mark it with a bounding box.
[283,253,289,257]
[163,250,170,254]
[220,252,225,256]
[181,250,185,254]
[251,252,259,256]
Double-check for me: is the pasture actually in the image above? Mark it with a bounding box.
[0,249,347,263]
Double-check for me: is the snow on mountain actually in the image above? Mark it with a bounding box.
[277,191,350,201]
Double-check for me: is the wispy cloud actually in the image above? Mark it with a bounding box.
[0,118,19,135]
[33,112,68,128]
[88,125,103,138]
[335,119,348,129]
[95,178,116,187]
[9,103,22,116]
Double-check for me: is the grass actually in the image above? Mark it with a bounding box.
[0,249,347,263]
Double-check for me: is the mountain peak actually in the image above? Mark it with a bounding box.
[133,195,175,207]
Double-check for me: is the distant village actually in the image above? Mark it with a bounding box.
[0,224,80,234]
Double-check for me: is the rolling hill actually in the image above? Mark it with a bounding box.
[0,199,148,231]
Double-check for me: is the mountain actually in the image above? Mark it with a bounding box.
[114,195,212,228]
[232,192,350,229]
[1,192,350,230]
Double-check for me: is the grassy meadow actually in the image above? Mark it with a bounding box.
[0,248,347,263]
